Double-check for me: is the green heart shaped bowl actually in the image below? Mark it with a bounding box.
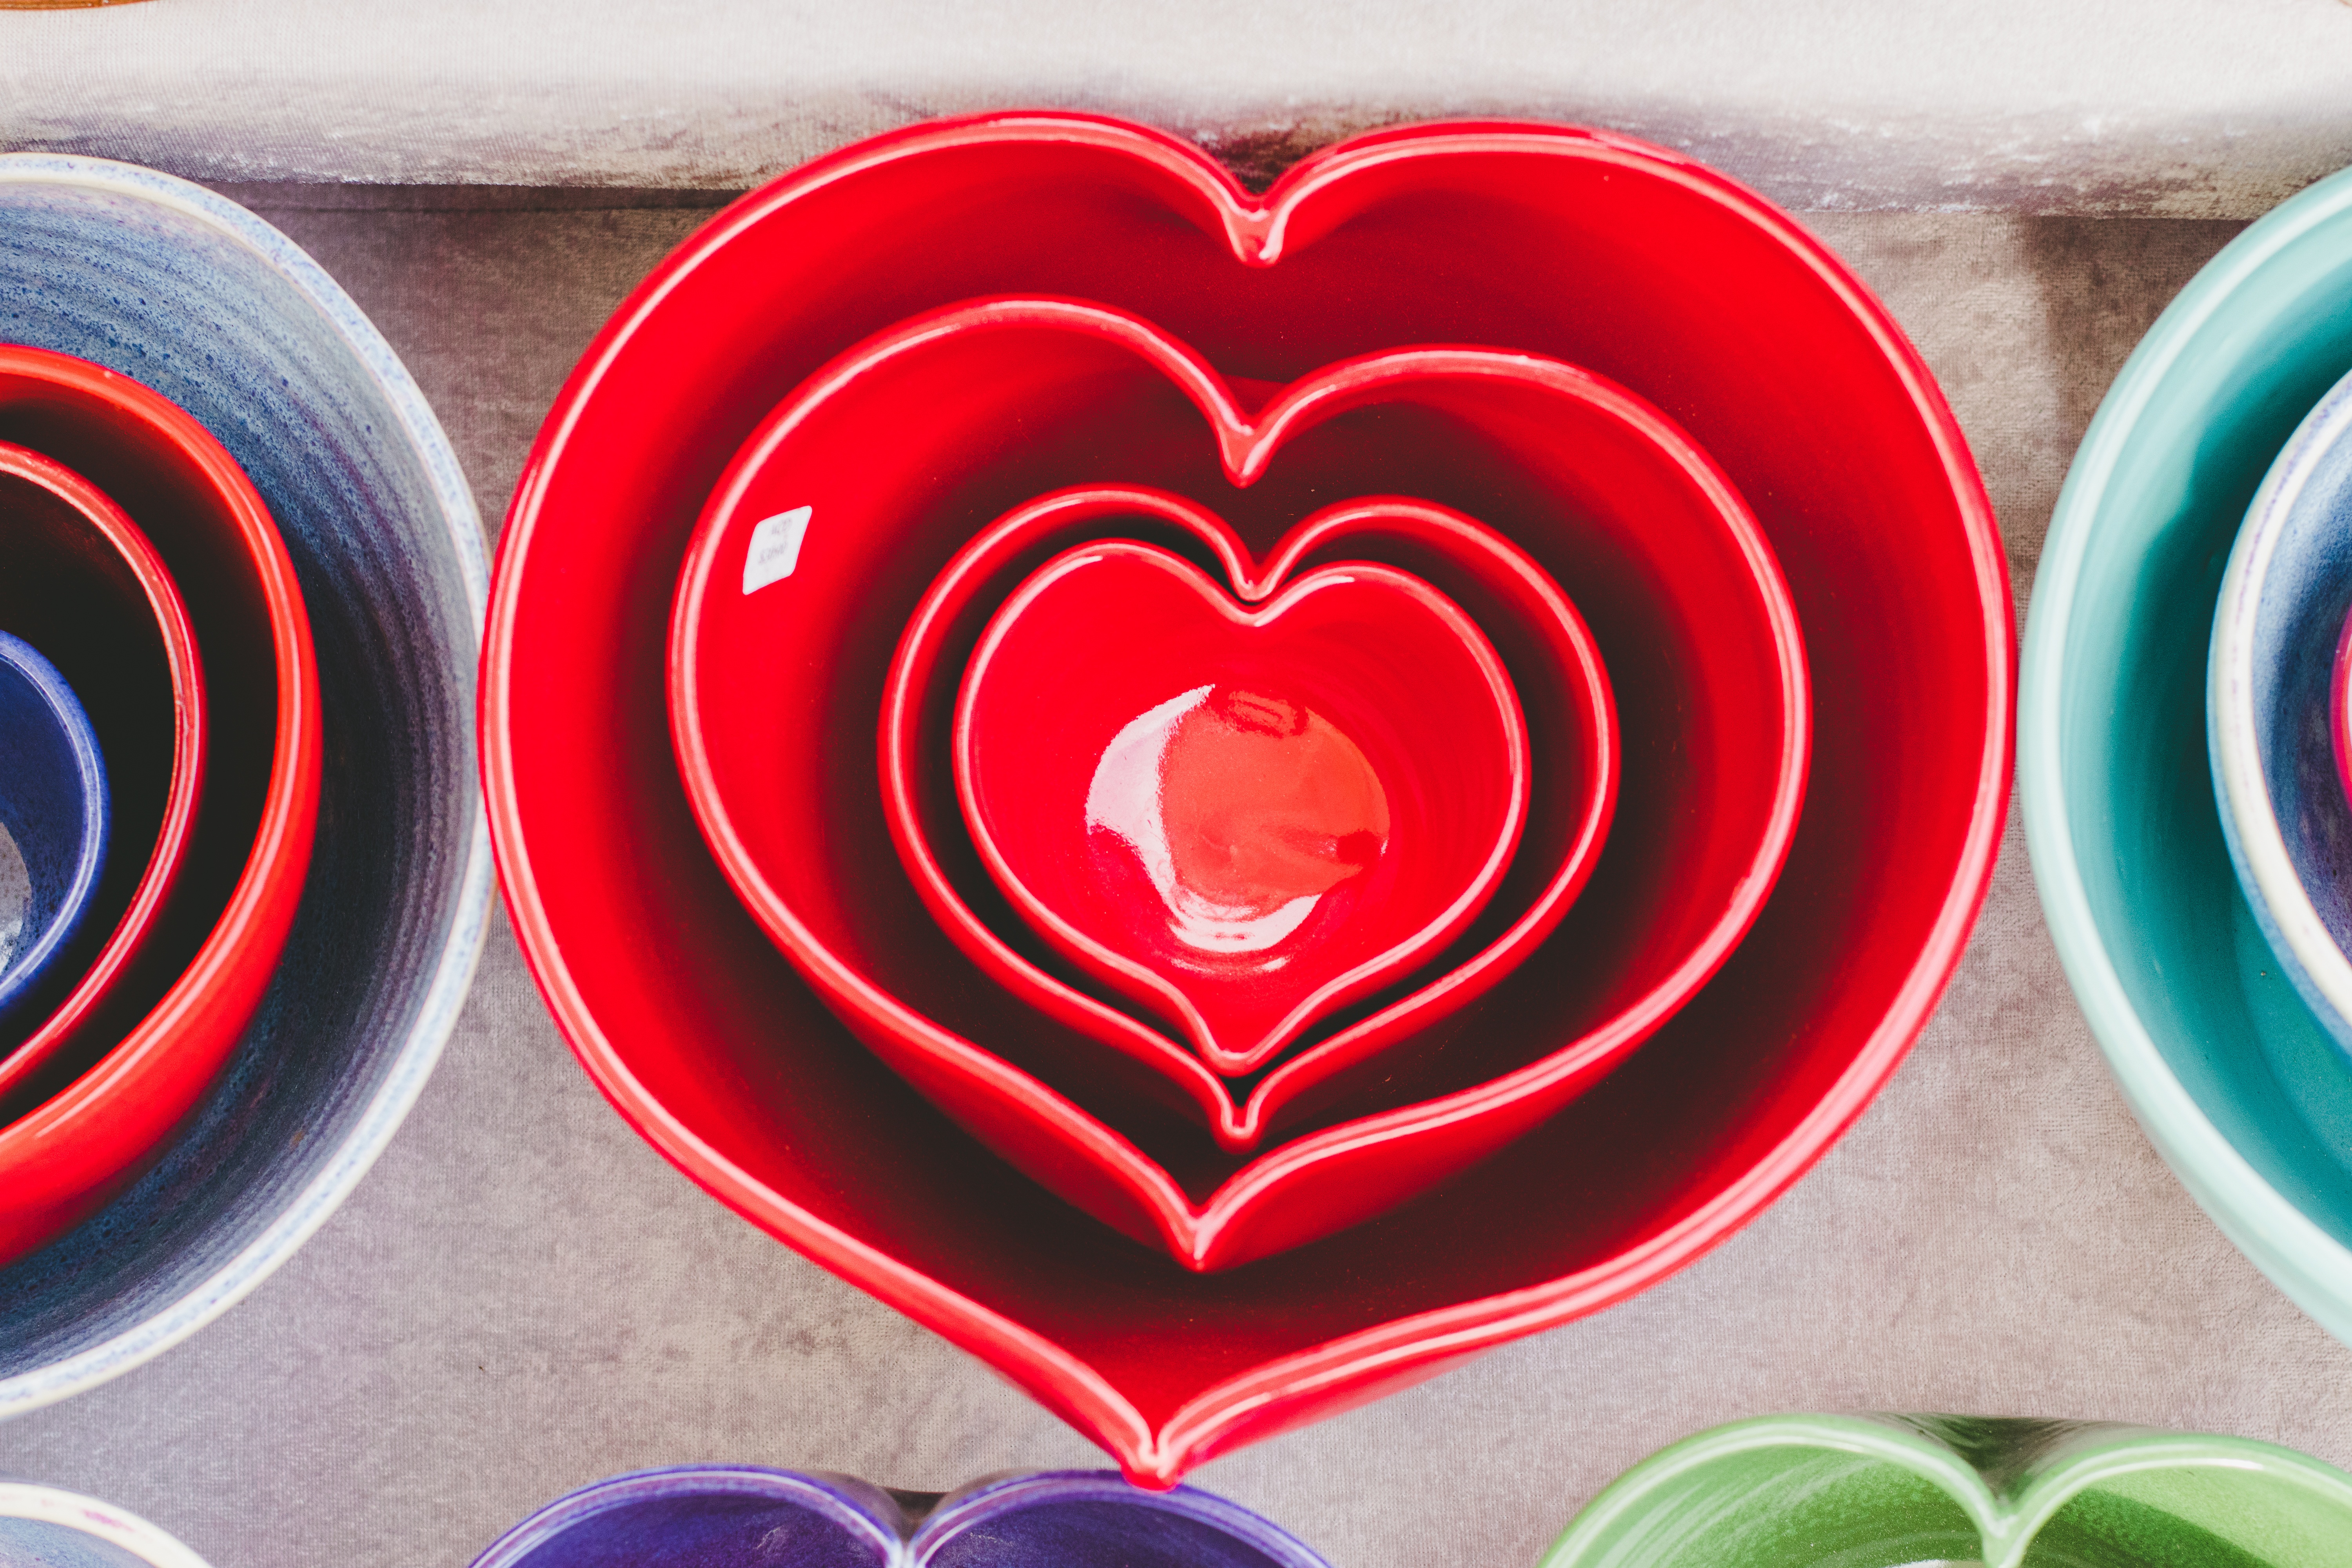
[2020,160,2352,1340]
[1539,1414,2352,1568]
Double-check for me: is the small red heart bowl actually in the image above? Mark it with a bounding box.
[956,539,1531,1077]
[0,346,321,1262]
[488,114,2009,1485]
[0,439,207,1104]
[886,482,1615,1150]
[670,296,1804,1269]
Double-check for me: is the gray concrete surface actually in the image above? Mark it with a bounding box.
[4,192,2348,1568]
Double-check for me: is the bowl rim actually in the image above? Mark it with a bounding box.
[0,1479,214,1568]
[0,152,493,1421]
[2208,366,2352,1043]
[0,435,208,1108]
[485,111,2011,1482]
[0,626,110,1021]
[2020,160,2352,1331]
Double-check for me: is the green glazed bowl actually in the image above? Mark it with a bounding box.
[2020,162,2352,1339]
[1539,1415,2352,1568]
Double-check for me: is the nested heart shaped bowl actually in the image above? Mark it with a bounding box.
[2022,158,2352,1348]
[0,437,206,1103]
[2209,362,2352,1055]
[0,156,488,1416]
[1539,1414,2352,1568]
[0,630,109,1038]
[884,482,1616,1150]
[488,113,2009,1483]
[0,344,318,1261]
[669,296,1799,1265]
[471,1467,1330,1568]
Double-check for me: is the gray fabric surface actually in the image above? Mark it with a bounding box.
[4,193,2352,1568]
[9,3,2352,215]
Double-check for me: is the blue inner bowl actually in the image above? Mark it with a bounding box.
[470,1468,1330,1568]
[2211,367,2352,1055]
[0,628,109,1036]
[2024,161,2352,1334]
[0,159,488,1409]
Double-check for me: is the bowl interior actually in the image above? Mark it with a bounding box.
[2034,177,2352,1313]
[0,163,482,1409]
[496,122,2002,1434]
[679,315,1798,1198]
[0,439,204,1105]
[0,629,107,1027]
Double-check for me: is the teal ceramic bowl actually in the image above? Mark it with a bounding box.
[2022,162,2352,1337]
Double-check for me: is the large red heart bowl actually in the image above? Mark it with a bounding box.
[669,296,1803,1268]
[885,483,1617,1151]
[958,539,1530,1077]
[485,114,2011,1485]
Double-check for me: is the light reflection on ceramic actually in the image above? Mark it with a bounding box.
[470,1466,1332,1568]
[0,1480,214,1568]
[0,630,108,1038]
[957,539,1527,1075]
[2209,363,2352,1057]
[0,154,488,1416]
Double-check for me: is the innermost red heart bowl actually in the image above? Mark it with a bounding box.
[490,114,2009,1487]
[957,541,1529,1076]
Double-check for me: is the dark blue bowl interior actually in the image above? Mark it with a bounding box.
[0,165,483,1404]
[0,628,109,1035]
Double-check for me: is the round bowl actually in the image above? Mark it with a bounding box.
[0,156,488,1416]
[0,344,318,1263]
[0,438,206,1105]
[488,114,2008,1483]
[670,296,1801,1269]
[2022,159,2352,1343]
[0,630,108,1036]
[886,483,1617,1151]
[0,1480,215,1568]
[470,1466,1332,1568]
[2210,365,2352,1055]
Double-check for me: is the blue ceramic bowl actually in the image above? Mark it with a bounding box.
[0,157,489,1411]
[470,1466,1332,1568]
[2209,366,2352,1058]
[0,1480,213,1568]
[0,630,108,1037]
[2022,160,2352,1338]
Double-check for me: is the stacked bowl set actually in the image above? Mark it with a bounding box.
[6,109,2352,1567]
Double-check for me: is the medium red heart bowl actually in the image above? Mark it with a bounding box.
[0,345,321,1261]
[0,440,207,1103]
[958,540,1530,1076]
[669,298,1801,1267]
[886,483,1616,1150]
[487,114,2010,1484]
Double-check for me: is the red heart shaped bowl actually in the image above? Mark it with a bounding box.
[0,345,321,1261]
[487,114,2009,1484]
[670,297,1804,1269]
[886,483,1616,1150]
[0,439,207,1103]
[958,540,1531,1076]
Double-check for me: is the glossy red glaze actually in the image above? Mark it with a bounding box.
[0,347,321,1261]
[2334,601,2352,818]
[882,485,1617,1151]
[0,440,207,1103]
[669,298,1798,1265]
[959,540,1528,1074]
[487,115,2010,1485]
